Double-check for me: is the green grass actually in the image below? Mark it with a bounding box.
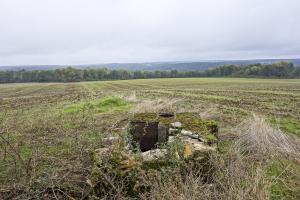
[64,96,132,114]
[270,117,300,136]
[266,159,300,200]
[19,146,33,157]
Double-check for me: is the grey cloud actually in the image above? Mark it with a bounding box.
[0,0,299,65]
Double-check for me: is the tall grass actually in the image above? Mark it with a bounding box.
[234,115,300,162]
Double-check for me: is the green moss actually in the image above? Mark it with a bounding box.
[132,113,158,122]
[132,112,218,136]
[205,134,217,144]
[64,96,132,114]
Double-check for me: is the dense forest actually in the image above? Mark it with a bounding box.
[0,62,299,83]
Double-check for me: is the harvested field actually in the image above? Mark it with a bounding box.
[0,78,300,199]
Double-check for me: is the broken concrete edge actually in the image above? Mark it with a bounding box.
[95,135,216,165]
[99,127,217,162]
[141,148,168,162]
[171,121,182,128]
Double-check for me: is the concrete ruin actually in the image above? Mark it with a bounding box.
[128,112,218,159]
[89,112,219,194]
[94,112,218,169]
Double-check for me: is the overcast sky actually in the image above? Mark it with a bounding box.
[0,0,299,66]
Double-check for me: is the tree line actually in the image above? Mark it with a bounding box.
[0,62,299,83]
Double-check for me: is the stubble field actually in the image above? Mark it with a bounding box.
[1,78,300,199]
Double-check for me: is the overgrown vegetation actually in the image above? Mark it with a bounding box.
[0,78,299,199]
[0,62,299,83]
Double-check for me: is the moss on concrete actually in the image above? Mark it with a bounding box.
[132,112,218,136]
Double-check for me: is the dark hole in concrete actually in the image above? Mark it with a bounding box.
[129,121,159,152]
[129,112,218,152]
[159,112,175,118]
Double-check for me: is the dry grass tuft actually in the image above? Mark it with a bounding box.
[139,151,272,200]
[121,91,138,103]
[234,115,300,162]
[212,150,272,200]
[131,98,181,113]
[198,105,218,120]
[139,170,213,200]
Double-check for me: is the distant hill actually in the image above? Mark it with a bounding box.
[1,58,300,72]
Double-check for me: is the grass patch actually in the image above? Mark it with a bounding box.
[217,140,232,154]
[64,96,132,114]
[266,159,300,200]
[19,146,33,158]
[269,117,300,137]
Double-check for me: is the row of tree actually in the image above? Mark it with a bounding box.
[204,62,300,78]
[0,62,299,83]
